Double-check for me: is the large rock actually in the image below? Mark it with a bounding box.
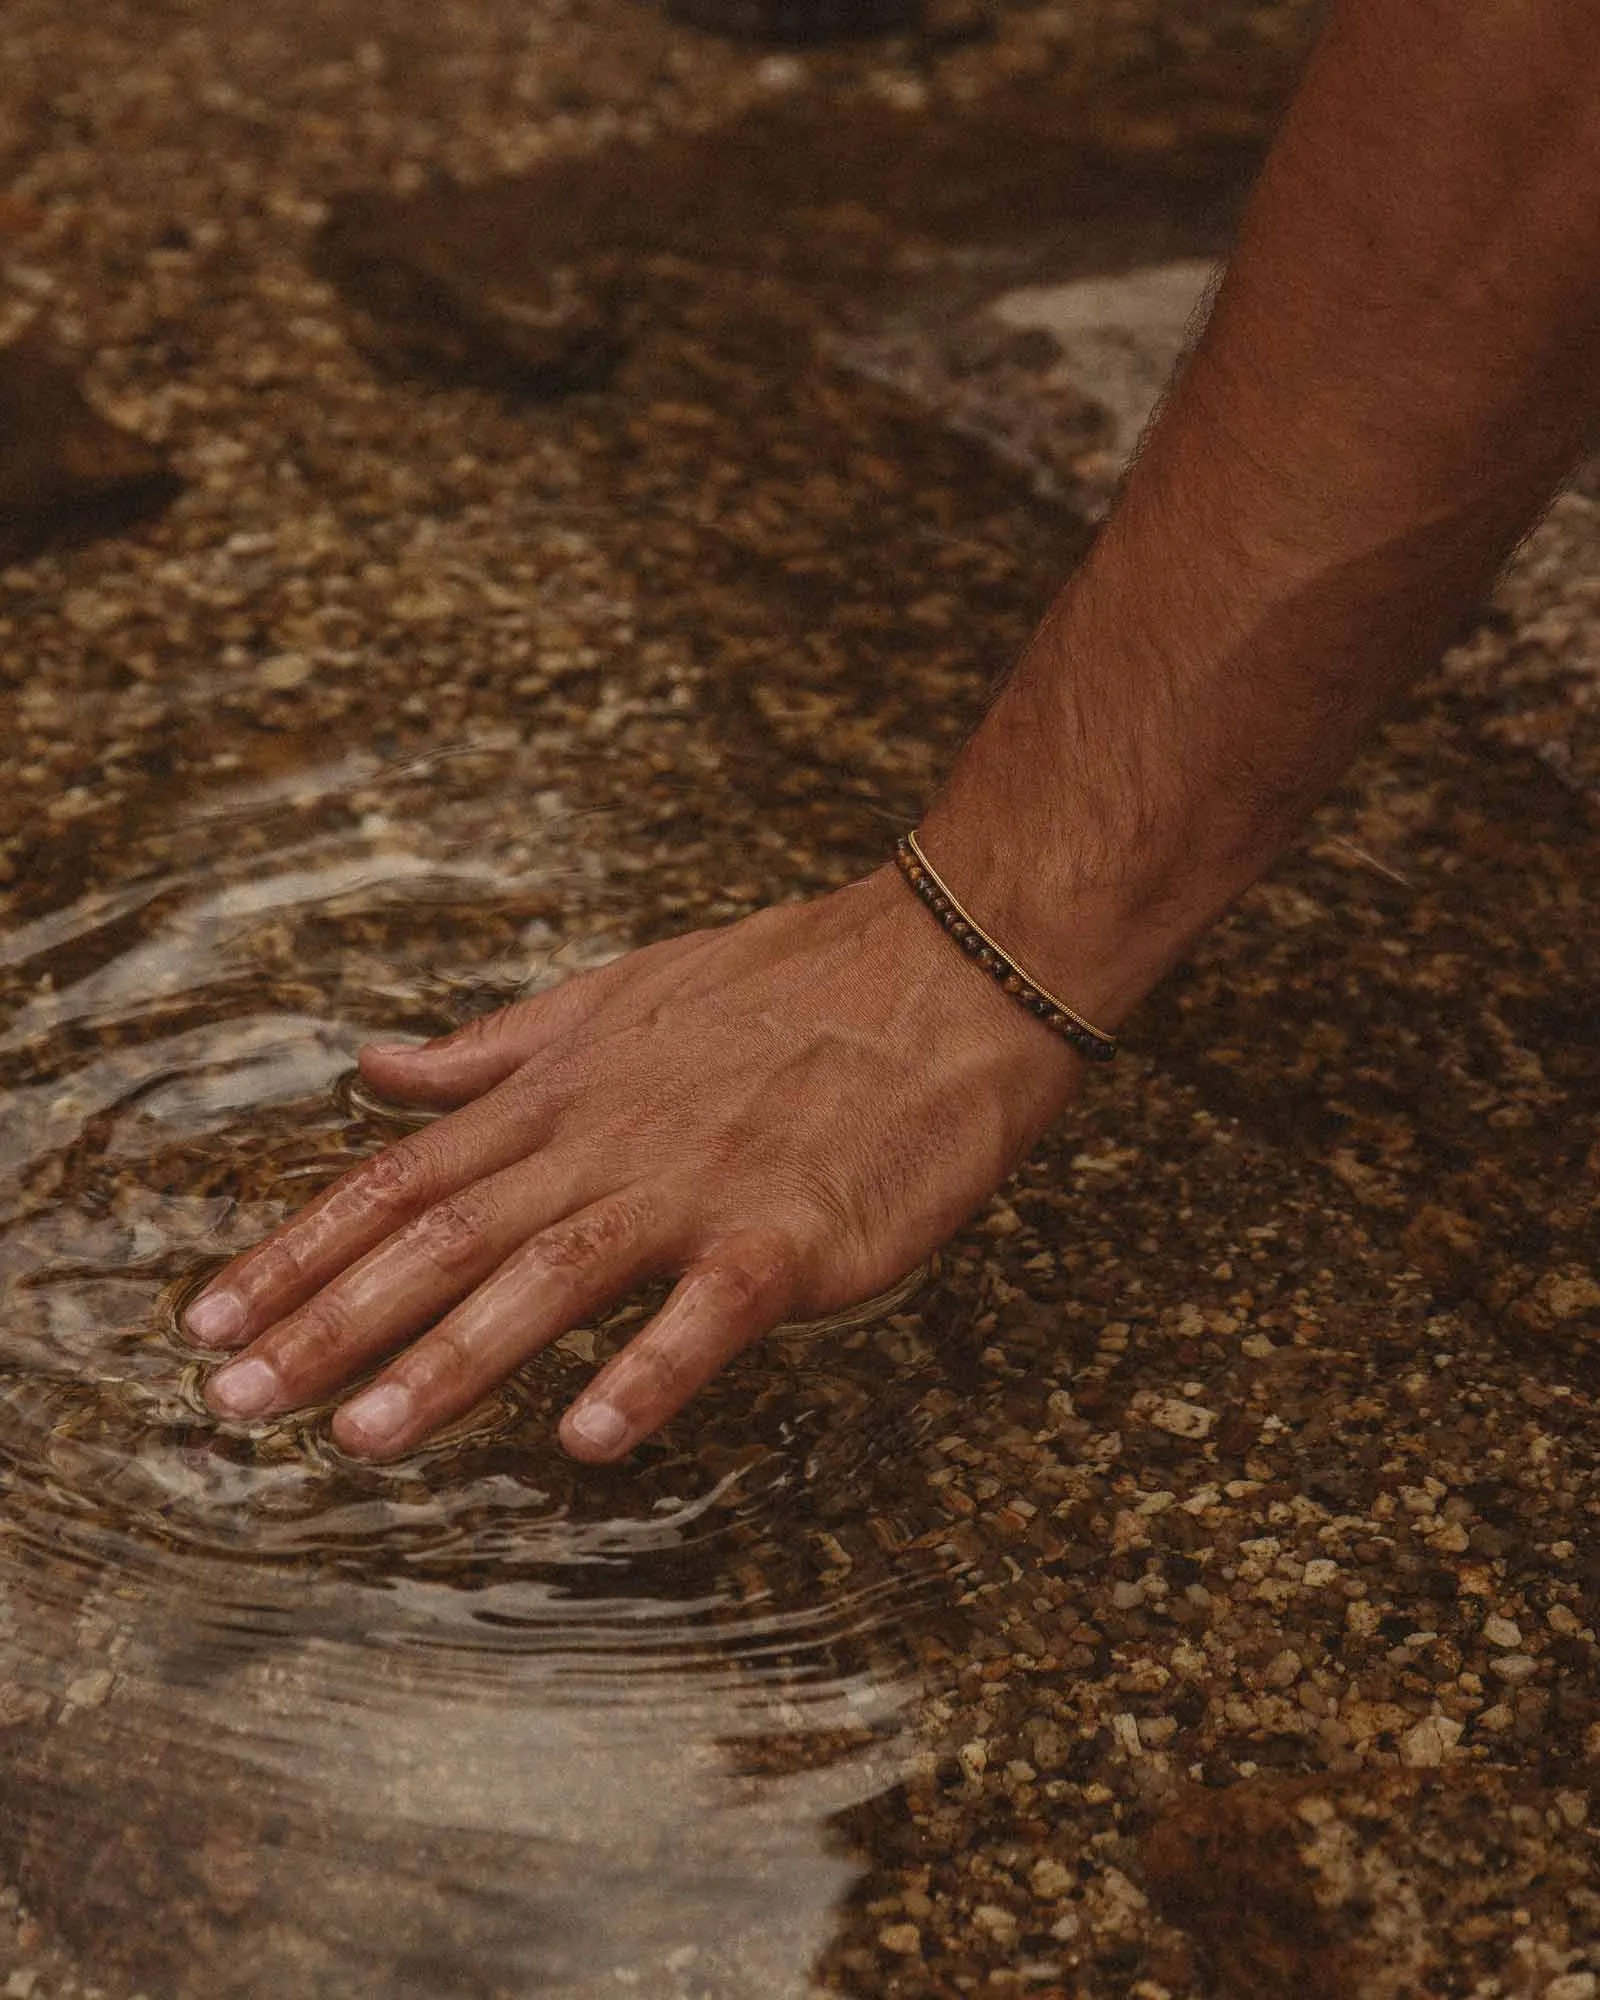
[0,325,182,564]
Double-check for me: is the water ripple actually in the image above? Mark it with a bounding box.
[0,744,954,1998]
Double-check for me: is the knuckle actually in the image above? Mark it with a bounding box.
[348,1139,436,1216]
[410,1318,479,1392]
[242,1231,309,1303]
[780,1163,876,1259]
[629,1339,688,1406]
[402,1192,492,1276]
[530,1193,655,1284]
[702,1243,793,1318]
[704,1261,766,1317]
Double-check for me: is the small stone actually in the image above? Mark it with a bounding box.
[1483,1614,1522,1648]
[1490,1653,1539,1683]
[974,1903,1018,1937]
[1545,1977,1597,2000]
[878,1923,921,1956]
[1302,1559,1340,1588]
[1400,1713,1463,1767]
[1112,1712,1144,1757]
[1146,1397,1215,1440]
[957,1738,988,1783]
[62,1667,114,1709]
[1535,1272,1600,1320]
[1346,1600,1382,1639]
[257,651,315,690]
[1030,1858,1074,1899]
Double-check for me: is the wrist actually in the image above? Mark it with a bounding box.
[919,570,1287,1029]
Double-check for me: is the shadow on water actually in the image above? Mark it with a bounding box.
[0,65,1289,2000]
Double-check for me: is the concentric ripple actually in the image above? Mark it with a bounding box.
[0,742,956,2000]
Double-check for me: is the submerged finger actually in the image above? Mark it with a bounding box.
[558,1235,799,1464]
[184,1085,553,1351]
[202,1149,612,1422]
[329,1190,669,1460]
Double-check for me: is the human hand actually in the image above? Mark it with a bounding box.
[191,866,1083,1463]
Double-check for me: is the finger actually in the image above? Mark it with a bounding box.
[202,1147,614,1423]
[358,960,632,1109]
[328,1190,670,1460]
[558,1234,798,1464]
[184,1086,554,1352]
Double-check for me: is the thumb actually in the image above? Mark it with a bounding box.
[359,998,554,1106]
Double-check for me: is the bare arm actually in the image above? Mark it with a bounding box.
[194,0,1600,1461]
[927,0,1600,1024]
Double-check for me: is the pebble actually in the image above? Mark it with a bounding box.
[1401,1714,1464,1768]
[1029,1858,1074,1900]
[1146,1396,1216,1440]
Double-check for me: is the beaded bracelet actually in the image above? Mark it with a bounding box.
[893,831,1118,1063]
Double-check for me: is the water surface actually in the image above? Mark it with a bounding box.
[0,745,958,1998]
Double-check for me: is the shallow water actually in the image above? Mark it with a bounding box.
[0,742,967,1996]
[0,23,1336,1990]
[12,3,1600,1992]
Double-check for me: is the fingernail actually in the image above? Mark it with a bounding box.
[338,1382,414,1452]
[567,1400,629,1454]
[185,1289,245,1347]
[208,1356,280,1419]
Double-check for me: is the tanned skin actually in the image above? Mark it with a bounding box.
[191,0,1600,1463]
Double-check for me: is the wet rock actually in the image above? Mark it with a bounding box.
[829,314,1113,509]
[832,259,1220,515]
[1440,484,1600,804]
[308,90,1257,419]
[989,257,1218,458]
[311,192,623,396]
[0,326,182,564]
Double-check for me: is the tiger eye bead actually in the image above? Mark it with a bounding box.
[894,831,1116,1063]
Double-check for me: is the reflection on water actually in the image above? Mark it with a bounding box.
[0,743,952,1998]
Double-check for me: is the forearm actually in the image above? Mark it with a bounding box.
[923,0,1600,1027]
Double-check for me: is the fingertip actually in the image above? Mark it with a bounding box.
[332,1381,416,1460]
[561,1398,633,1464]
[206,1355,281,1420]
[185,1287,246,1348]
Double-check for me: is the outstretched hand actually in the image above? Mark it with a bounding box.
[192,866,1081,1462]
